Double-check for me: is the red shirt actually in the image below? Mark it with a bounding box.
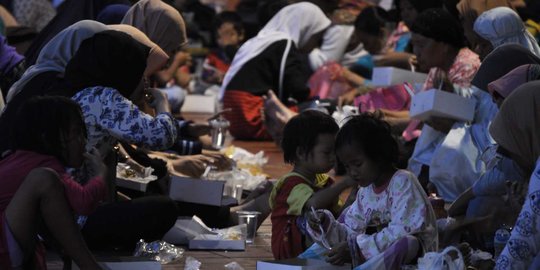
[270,173,334,259]
[0,151,106,269]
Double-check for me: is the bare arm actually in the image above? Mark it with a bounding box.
[304,178,355,211]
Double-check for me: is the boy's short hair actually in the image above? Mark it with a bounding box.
[281,110,339,164]
[214,11,244,35]
[336,113,399,165]
[354,6,389,37]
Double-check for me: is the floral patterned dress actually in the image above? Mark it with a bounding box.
[72,86,178,152]
[496,158,540,269]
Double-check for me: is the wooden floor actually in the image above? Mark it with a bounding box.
[47,139,290,270]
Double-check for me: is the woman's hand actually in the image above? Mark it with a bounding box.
[338,89,358,107]
[170,154,216,178]
[174,51,192,67]
[84,147,107,180]
[145,88,171,114]
[326,241,354,265]
[201,150,234,170]
[448,187,474,217]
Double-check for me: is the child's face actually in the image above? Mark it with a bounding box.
[337,144,380,187]
[217,22,243,48]
[303,133,336,173]
[61,123,87,168]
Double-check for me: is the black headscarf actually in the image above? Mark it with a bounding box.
[471,44,540,91]
[23,0,131,67]
[411,8,466,49]
[62,30,149,98]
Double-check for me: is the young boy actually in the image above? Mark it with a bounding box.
[202,11,245,85]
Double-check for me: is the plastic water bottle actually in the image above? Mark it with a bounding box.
[493,224,511,260]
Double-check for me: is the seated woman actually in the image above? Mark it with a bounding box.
[1,20,109,157]
[122,0,192,113]
[489,81,540,269]
[408,44,539,202]
[306,114,437,269]
[220,2,331,140]
[473,6,540,57]
[456,0,512,60]
[0,96,104,270]
[449,64,540,219]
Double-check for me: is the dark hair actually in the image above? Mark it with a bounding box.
[281,110,339,164]
[214,11,245,35]
[10,96,86,164]
[354,6,388,37]
[411,8,465,49]
[336,113,399,166]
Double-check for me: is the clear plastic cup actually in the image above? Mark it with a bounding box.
[236,211,260,244]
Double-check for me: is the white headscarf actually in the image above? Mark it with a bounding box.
[219,2,331,99]
[474,7,540,57]
[6,20,108,102]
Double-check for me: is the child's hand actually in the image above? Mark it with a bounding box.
[306,210,327,231]
[326,241,353,265]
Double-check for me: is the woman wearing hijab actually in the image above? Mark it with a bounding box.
[0,20,108,157]
[409,44,540,203]
[488,64,540,107]
[456,0,512,59]
[121,0,193,113]
[448,64,540,225]
[122,0,187,56]
[473,7,540,57]
[472,43,540,92]
[57,31,178,251]
[490,81,540,269]
[220,2,331,140]
[447,45,540,219]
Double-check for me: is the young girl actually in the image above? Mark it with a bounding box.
[0,96,105,269]
[307,114,437,269]
[270,110,356,259]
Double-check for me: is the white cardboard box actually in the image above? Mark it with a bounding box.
[180,94,217,114]
[189,234,246,251]
[371,67,428,86]
[257,259,351,270]
[409,89,476,122]
[116,177,150,192]
[168,176,237,206]
[163,216,216,245]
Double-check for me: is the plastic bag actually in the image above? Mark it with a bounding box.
[184,256,201,270]
[133,239,184,264]
[418,246,465,270]
[298,243,330,260]
[224,261,245,270]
